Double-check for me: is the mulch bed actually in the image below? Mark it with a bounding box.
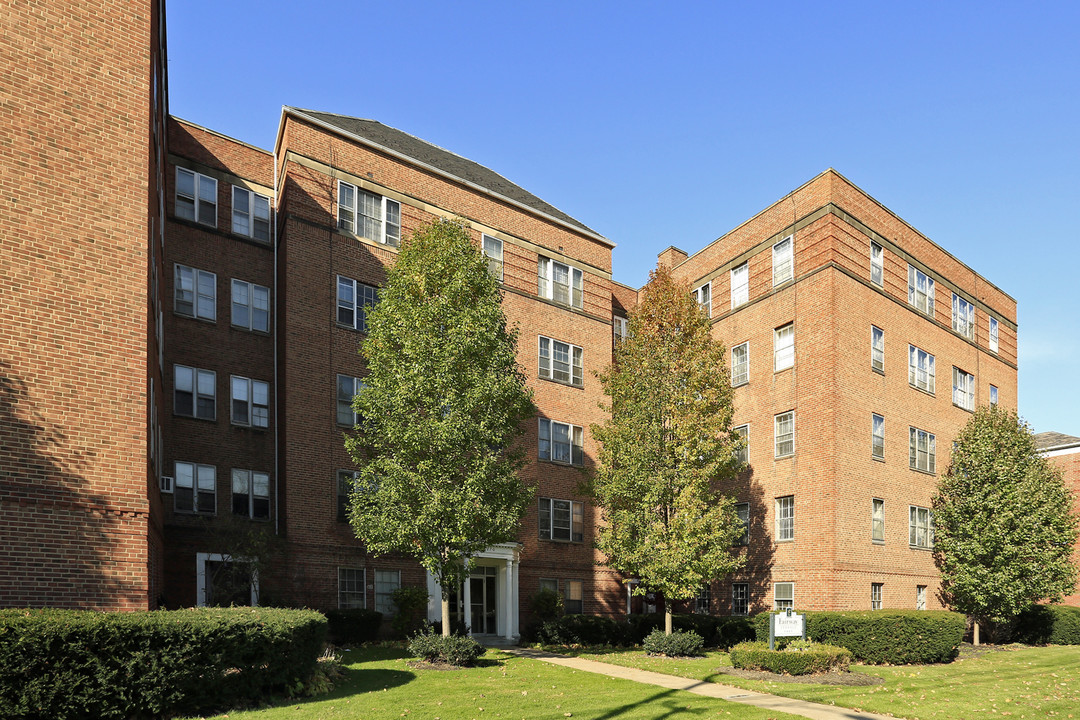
[713,666,884,685]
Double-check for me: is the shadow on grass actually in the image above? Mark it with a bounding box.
[592,686,708,720]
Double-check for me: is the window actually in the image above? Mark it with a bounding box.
[539,336,583,387]
[735,501,749,545]
[907,265,935,316]
[231,469,270,520]
[538,257,583,309]
[337,181,400,247]
[952,367,974,411]
[908,345,936,394]
[539,578,559,594]
[872,414,885,460]
[482,234,503,281]
[538,419,584,466]
[175,264,216,320]
[336,470,358,521]
[231,376,269,428]
[952,293,975,340]
[870,242,884,287]
[731,583,749,615]
[231,279,270,332]
[909,505,934,548]
[772,236,793,286]
[734,425,749,466]
[731,262,749,308]
[175,461,215,514]
[916,585,927,610]
[871,583,883,610]
[375,570,401,615]
[337,276,378,332]
[774,582,794,610]
[909,427,936,474]
[337,375,363,427]
[232,186,271,241]
[695,583,711,614]
[774,411,794,458]
[538,497,584,542]
[872,498,885,542]
[176,167,217,226]
[612,316,628,345]
[871,326,884,373]
[989,316,1000,353]
[565,580,584,614]
[990,384,999,407]
[174,365,215,420]
[731,342,749,387]
[775,496,794,541]
[693,282,711,318]
[774,324,794,372]
[338,567,366,609]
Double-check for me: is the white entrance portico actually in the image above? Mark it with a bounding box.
[426,542,521,641]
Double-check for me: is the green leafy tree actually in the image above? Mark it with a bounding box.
[345,218,536,637]
[590,266,745,634]
[933,406,1079,643]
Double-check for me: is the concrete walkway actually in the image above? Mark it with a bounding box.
[498,647,897,720]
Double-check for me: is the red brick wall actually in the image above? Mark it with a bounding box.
[1045,449,1080,607]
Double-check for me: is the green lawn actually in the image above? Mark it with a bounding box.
[556,645,1080,720]
[194,645,806,720]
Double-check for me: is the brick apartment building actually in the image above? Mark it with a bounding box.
[1036,432,1080,607]
[1,0,1046,634]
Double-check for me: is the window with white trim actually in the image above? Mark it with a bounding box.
[693,282,711,318]
[338,567,366,609]
[232,469,270,520]
[952,293,975,339]
[175,461,216,514]
[337,470,360,521]
[565,580,584,614]
[772,236,793,286]
[907,265,935,316]
[774,411,794,458]
[870,242,884,287]
[337,375,364,427]
[909,505,934,548]
[538,418,584,466]
[232,186,271,242]
[482,234,504,281]
[538,257,583,309]
[871,583,883,610]
[734,425,749,466]
[872,498,885,542]
[909,427,936,474]
[538,497,584,542]
[539,336,583,387]
[174,365,215,420]
[916,585,927,610]
[952,367,974,411]
[774,323,794,372]
[908,345,936,394]
[989,316,999,353]
[776,496,794,541]
[176,167,217,226]
[731,262,749,308]
[613,316,629,345]
[872,414,885,459]
[375,569,401,615]
[990,384,998,407]
[337,181,400,247]
[774,582,794,610]
[732,583,749,615]
[871,325,884,373]
[731,342,749,387]
[735,501,749,545]
[231,279,270,332]
[231,376,269,428]
[175,264,216,320]
[337,276,378,333]
[695,583,711,614]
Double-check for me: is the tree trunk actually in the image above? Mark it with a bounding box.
[442,597,451,637]
[973,620,980,646]
[665,608,673,635]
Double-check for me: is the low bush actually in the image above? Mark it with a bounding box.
[1013,604,1080,645]
[0,607,327,719]
[625,613,755,648]
[529,614,633,646]
[408,630,484,666]
[642,628,704,656]
[529,587,565,622]
[390,586,429,639]
[324,608,383,644]
[730,640,851,675]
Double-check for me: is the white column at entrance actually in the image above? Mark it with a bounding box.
[504,558,514,640]
[463,572,473,635]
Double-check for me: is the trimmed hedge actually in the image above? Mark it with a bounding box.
[325,608,383,644]
[408,630,484,666]
[524,613,755,648]
[1013,604,1080,645]
[527,614,633,646]
[0,607,327,719]
[642,628,704,656]
[753,609,965,664]
[730,640,851,675]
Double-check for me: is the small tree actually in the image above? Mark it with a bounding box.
[590,266,745,635]
[933,406,1079,643]
[346,218,536,637]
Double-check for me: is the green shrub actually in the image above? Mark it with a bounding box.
[408,629,484,666]
[642,628,704,656]
[730,640,851,675]
[529,587,564,621]
[428,617,470,637]
[712,616,756,649]
[390,586,429,638]
[0,607,327,719]
[529,614,632,646]
[324,608,383,644]
[1013,604,1080,645]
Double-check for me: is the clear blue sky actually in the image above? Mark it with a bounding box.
[166,0,1080,436]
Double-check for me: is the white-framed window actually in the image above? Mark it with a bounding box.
[772,236,793,286]
[731,262,749,308]
[337,276,378,333]
[774,582,794,610]
[909,505,934,548]
[375,569,401,615]
[989,316,999,353]
[338,567,366,609]
[908,345,936,394]
[872,414,885,459]
[538,257,583,309]
[232,185,271,242]
[990,384,999,407]
[952,367,975,411]
[231,376,269,428]
[337,181,400,247]
[695,583,711,614]
[734,425,749,466]
[774,323,794,372]
[870,241,884,287]
[872,498,885,542]
[176,167,217,226]
[735,501,750,545]
[337,375,364,427]
[732,583,749,615]
[538,497,584,542]
[693,282,711,318]
[539,336,583,387]
[175,264,216,320]
[775,496,794,541]
[482,234,504,281]
[538,418,584,466]
[731,342,749,387]
[871,583,883,610]
[613,316,629,345]
[952,293,975,340]
[337,469,360,521]
[909,427,936,474]
[231,279,270,332]
[907,265,935,316]
[774,411,794,458]
[565,580,584,614]
[916,585,927,610]
[231,469,270,520]
[174,365,216,420]
[175,461,216,514]
[871,325,884,373]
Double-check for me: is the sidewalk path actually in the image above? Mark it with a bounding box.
[498,647,898,720]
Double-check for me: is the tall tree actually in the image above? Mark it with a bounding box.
[346,218,536,636]
[591,266,745,634]
[933,406,1078,643]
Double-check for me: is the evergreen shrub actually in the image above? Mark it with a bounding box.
[1013,604,1080,645]
[324,608,383,644]
[408,630,483,666]
[642,628,704,656]
[730,640,851,675]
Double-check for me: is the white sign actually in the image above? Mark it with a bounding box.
[773,612,805,637]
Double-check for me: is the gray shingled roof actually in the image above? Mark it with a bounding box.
[1034,431,1080,451]
[289,108,605,241]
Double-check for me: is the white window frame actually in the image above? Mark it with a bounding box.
[612,316,629,345]
[231,375,269,428]
[731,342,749,387]
[870,241,884,287]
[774,323,794,372]
[907,265,935,316]
[337,374,364,427]
[734,425,749,467]
[871,325,884,373]
[695,583,711,614]
[174,264,216,321]
[231,468,270,520]
[231,185,271,242]
[772,236,793,286]
[175,167,217,226]
[482,234,504,282]
[989,316,999,353]
[909,505,934,549]
[732,582,749,616]
[775,411,794,458]
[916,585,927,610]
[338,567,366,609]
[538,257,584,309]
[337,469,360,521]
[952,367,975,411]
[872,413,885,460]
[908,344,936,394]
[735,501,750,545]
[196,552,258,607]
[231,279,270,333]
[538,418,584,466]
[872,498,885,542]
[731,262,749,309]
[336,275,378,333]
[990,384,999,407]
[374,569,401,615]
[175,461,216,515]
[538,336,583,387]
[538,497,584,542]
[174,365,216,420]
[871,583,883,610]
[952,293,975,340]
[909,427,936,474]
[337,180,400,247]
[693,282,711,318]
[775,495,794,541]
[774,582,794,610]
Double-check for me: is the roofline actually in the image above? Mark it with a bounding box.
[275,107,614,248]
[171,115,272,157]
[1039,441,1080,456]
